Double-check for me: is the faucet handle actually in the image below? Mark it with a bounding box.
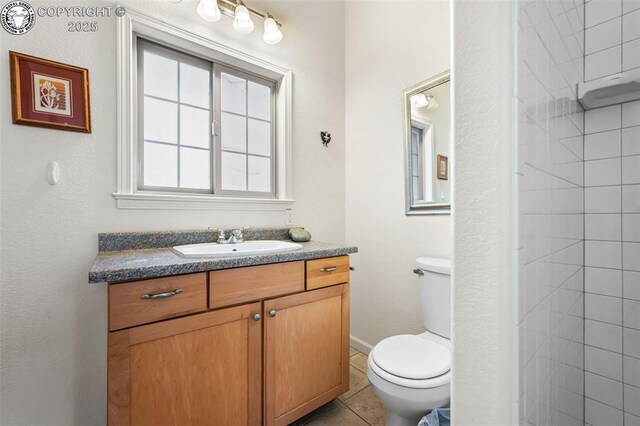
[210,227,226,242]
[232,228,243,237]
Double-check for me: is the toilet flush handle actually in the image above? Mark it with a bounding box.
[413,269,424,276]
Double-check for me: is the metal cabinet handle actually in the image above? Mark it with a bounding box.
[413,269,424,276]
[253,313,261,321]
[269,310,277,317]
[319,266,338,273]
[140,289,184,299]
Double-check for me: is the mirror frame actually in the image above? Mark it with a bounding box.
[402,70,451,215]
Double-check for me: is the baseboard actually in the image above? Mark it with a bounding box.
[350,335,373,355]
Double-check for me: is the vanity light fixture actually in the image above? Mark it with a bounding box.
[413,93,439,110]
[426,95,439,110]
[263,14,283,45]
[233,1,254,34]
[414,93,429,108]
[197,0,222,22]
[196,0,284,44]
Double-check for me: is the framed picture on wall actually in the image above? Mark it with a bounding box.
[9,51,91,133]
[437,154,448,180]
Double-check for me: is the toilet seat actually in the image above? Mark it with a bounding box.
[368,334,451,389]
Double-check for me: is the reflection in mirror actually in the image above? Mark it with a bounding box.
[403,71,450,215]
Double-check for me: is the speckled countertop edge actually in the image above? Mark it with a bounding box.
[98,227,295,252]
[88,241,358,284]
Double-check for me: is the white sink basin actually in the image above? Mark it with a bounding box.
[172,240,303,258]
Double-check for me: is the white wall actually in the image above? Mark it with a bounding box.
[451,0,513,424]
[0,1,345,424]
[345,1,451,349]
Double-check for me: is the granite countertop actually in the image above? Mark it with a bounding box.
[88,228,357,283]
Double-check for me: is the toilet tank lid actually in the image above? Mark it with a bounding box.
[416,257,451,275]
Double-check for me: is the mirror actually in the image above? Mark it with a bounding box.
[403,70,451,215]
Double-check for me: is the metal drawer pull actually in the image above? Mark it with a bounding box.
[319,266,338,273]
[269,310,277,317]
[413,269,424,276]
[253,313,261,321]
[140,289,184,299]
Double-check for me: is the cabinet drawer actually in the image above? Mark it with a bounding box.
[108,273,207,331]
[306,256,350,290]
[209,261,305,309]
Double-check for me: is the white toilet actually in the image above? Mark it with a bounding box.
[366,257,451,426]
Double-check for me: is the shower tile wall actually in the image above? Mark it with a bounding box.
[584,101,640,426]
[584,1,640,424]
[584,0,640,81]
[516,1,585,425]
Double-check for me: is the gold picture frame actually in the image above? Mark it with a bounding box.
[437,154,448,180]
[10,51,91,133]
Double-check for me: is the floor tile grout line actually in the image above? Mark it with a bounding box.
[343,384,371,404]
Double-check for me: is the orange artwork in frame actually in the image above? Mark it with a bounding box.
[9,51,91,133]
[437,154,448,180]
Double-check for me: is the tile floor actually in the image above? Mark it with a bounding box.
[290,347,387,426]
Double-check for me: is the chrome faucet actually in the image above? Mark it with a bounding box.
[226,229,244,244]
[211,227,245,244]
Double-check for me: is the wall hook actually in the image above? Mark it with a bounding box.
[320,131,331,147]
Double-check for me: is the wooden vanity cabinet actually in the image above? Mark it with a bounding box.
[263,284,350,426]
[107,256,350,426]
[108,302,263,426]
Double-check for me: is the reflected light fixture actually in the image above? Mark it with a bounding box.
[263,14,283,45]
[426,95,439,110]
[195,0,283,45]
[197,0,221,22]
[233,1,255,34]
[414,93,429,108]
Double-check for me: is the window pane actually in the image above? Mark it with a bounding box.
[248,155,271,192]
[180,63,210,108]
[221,151,247,191]
[221,112,246,153]
[143,51,177,101]
[144,142,177,187]
[248,81,271,120]
[180,147,210,189]
[411,130,419,153]
[248,119,270,156]
[180,105,210,149]
[221,73,246,115]
[144,97,177,143]
[412,154,419,176]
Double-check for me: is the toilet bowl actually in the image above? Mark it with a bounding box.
[366,257,451,426]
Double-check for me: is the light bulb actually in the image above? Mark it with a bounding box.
[263,15,283,45]
[197,0,221,22]
[233,3,254,34]
[414,93,429,108]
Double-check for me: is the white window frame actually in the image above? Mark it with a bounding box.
[115,9,293,210]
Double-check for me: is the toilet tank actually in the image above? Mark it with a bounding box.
[416,257,451,339]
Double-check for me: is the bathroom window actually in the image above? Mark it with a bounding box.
[116,14,292,210]
[138,40,275,197]
[409,120,433,203]
[411,127,424,201]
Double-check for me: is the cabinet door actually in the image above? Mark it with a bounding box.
[263,284,350,426]
[108,303,262,426]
